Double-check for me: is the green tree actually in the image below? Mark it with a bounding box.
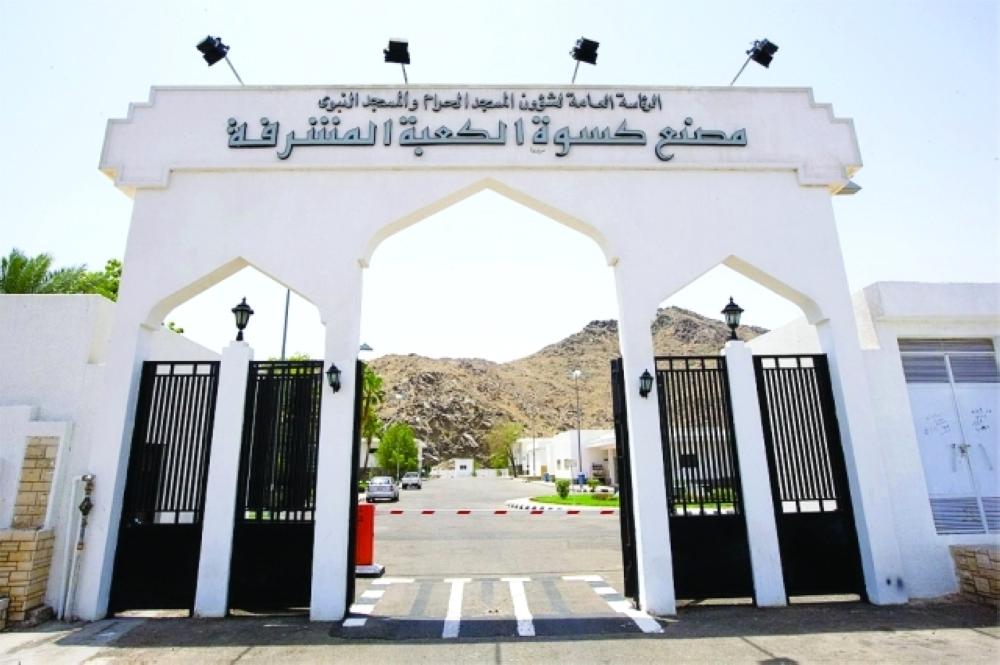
[376,422,418,480]
[0,249,121,300]
[483,421,523,477]
[1,248,86,294]
[360,366,386,477]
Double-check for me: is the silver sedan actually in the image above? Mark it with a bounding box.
[365,476,400,502]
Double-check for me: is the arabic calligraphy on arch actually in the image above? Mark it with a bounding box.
[227,114,747,162]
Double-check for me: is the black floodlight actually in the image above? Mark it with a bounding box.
[231,297,254,342]
[749,38,779,67]
[730,38,779,85]
[383,39,410,64]
[197,36,229,66]
[639,370,654,398]
[383,39,411,84]
[721,297,744,341]
[326,362,342,393]
[570,37,599,84]
[571,38,599,65]
[196,35,244,84]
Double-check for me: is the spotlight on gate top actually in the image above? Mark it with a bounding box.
[571,37,599,65]
[383,39,411,65]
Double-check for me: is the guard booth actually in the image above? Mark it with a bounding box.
[78,84,912,620]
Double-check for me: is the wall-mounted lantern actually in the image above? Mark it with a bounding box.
[326,363,342,393]
[231,297,254,342]
[639,370,653,398]
[722,297,744,341]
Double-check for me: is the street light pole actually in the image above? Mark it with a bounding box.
[572,369,583,485]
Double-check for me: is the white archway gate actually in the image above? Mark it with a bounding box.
[77,85,908,621]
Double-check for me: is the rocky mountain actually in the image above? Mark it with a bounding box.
[369,307,766,466]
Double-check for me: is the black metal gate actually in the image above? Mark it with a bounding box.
[754,355,865,598]
[656,356,754,600]
[228,360,323,612]
[610,358,639,603]
[109,361,220,613]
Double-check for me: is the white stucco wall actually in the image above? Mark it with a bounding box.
[0,294,217,616]
[750,282,1000,598]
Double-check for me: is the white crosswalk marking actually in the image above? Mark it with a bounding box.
[564,575,664,634]
[607,599,664,634]
[361,589,385,600]
[443,577,471,638]
[501,577,535,637]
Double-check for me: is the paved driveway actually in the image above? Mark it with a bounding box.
[351,474,634,639]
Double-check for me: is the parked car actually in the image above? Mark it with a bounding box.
[400,471,422,490]
[365,476,399,502]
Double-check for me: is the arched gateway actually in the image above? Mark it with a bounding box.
[77,85,907,620]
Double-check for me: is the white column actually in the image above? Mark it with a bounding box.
[722,341,786,607]
[74,316,153,620]
[816,313,908,604]
[194,341,253,616]
[310,294,363,620]
[615,274,675,616]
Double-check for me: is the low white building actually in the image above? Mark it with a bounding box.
[749,281,1000,598]
[451,457,474,477]
[516,429,616,483]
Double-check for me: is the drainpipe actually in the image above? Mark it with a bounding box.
[59,474,94,620]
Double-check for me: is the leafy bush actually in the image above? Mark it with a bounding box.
[555,479,571,499]
[586,478,600,492]
[592,491,616,501]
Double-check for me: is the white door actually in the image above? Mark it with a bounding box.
[902,338,1000,534]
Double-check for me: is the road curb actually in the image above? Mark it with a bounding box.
[504,497,618,514]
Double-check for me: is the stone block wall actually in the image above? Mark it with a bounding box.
[950,545,1000,606]
[12,437,58,529]
[0,436,59,624]
[0,529,54,622]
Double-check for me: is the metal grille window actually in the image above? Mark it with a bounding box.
[900,338,999,384]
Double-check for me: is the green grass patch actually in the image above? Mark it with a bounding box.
[531,494,620,507]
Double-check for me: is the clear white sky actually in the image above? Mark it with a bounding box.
[1,0,997,362]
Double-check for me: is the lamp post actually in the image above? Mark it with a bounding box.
[231,298,254,341]
[572,369,583,485]
[722,297,744,340]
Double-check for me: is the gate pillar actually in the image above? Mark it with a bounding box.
[194,341,253,616]
[815,302,908,604]
[722,341,786,606]
[74,312,154,620]
[310,292,363,621]
[615,272,676,616]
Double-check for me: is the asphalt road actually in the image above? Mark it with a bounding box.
[365,475,624,577]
